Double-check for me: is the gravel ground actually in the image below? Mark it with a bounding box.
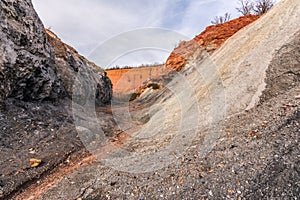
[0,99,80,198]
[38,87,299,200]
[0,99,116,199]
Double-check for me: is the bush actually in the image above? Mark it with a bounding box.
[253,0,274,15]
[236,0,254,16]
[147,83,160,90]
[129,93,139,101]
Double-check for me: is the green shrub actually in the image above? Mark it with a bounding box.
[147,83,160,90]
[129,93,139,101]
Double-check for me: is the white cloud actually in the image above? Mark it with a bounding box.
[32,0,268,68]
[32,0,171,54]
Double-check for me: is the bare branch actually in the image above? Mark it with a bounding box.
[236,0,254,16]
[253,0,274,15]
[211,13,231,25]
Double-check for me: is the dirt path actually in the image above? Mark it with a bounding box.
[11,106,139,199]
[12,151,96,200]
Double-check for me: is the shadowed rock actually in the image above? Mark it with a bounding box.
[0,0,113,198]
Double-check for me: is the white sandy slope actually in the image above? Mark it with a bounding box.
[102,0,300,173]
[211,0,300,113]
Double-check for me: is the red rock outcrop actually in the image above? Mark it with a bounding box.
[166,15,259,71]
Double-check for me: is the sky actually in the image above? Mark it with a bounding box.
[31,0,281,68]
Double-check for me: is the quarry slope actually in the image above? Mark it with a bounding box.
[36,0,300,199]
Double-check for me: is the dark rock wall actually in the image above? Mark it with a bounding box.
[46,30,112,105]
[0,0,112,106]
[0,0,64,103]
[0,1,113,197]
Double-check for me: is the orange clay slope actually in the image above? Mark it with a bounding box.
[166,15,259,71]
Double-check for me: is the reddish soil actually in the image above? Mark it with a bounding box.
[166,15,259,71]
[12,126,132,200]
[194,15,260,50]
[13,151,96,200]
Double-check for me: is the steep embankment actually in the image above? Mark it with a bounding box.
[166,15,259,71]
[38,0,299,199]
[0,0,113,198]
[106,15,258,98]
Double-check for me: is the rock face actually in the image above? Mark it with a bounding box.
[105,65,166,97]
[166,15,259,71]
[0,0,64,104]
[46,30,112,105]
[0,0,112,106]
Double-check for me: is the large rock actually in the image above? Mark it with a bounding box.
[0,0,113,198]
[46,30,112,105]
[0,0,64,103]
[0,0,112,106]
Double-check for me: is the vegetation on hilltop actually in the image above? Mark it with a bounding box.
[212,0,274,24]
